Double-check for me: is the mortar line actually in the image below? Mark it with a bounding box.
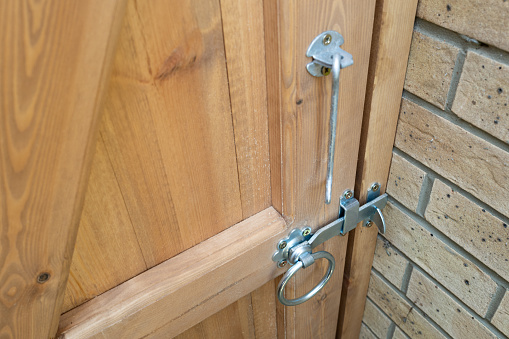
[386,322,396,339]
[371,269,453,339]
[392,147,509,226]
[389,196,509,290]
[402,90,509,153]
[485,286,506,321]
[400,263,414,294]
[375,233,508,339]
[404,90,509,150]
[415,174,434,217]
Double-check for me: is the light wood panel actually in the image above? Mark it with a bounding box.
[100,0,242,267]
[337,0,418,338]
[62,137,147,313]
[0,0,127,337]
[220,0,271,219]
[63,0,275,311]
[57,207,287,338]
[176,294,256,339]
[264,0,377,337]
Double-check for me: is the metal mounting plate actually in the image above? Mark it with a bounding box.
[306,30,353,77]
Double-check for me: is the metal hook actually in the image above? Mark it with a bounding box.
[306,31,353,204]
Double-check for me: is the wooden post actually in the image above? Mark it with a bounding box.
[264,0,377,337]
[337,0,418,337]
[0,1,127,337]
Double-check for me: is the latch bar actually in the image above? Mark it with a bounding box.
[272,184,388,306]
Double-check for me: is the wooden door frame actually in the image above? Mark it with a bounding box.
[338,0,418,337]
[1,0,417,338]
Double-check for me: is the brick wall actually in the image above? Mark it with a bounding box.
[361,1,509,338]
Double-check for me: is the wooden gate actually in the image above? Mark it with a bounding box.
[0,0,417,338]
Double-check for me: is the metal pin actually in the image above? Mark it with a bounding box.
[325,54,341,204]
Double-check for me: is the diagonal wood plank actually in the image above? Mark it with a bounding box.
[0,0,127,337]
[57,207,287,338]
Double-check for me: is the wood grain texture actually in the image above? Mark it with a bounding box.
[100,0,242,268]
[62,137,147,313]
[63,0,277,310]
[220,0,271,218]
[337,0,418,338]
[176,294,256,339]
[0,0,127,337]
[264,0,377,337]
[57,207,287,339]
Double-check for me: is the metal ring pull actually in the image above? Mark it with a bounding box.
[277,251,335,306]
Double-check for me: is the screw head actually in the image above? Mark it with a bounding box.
[343,189,353,200]
[371,182,380,192]
[302,227,311,237]
[278,240,287,250]
[37,272,50,284]
[323,34,332,45]
[364,220,374,228]
[321,67,331,76]
[278,259,288,268]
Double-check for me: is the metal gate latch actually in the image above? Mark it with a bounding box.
[272,184,387,306]
[306,30,353,205]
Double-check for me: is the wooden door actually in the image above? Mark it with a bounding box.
[1,0,416,338]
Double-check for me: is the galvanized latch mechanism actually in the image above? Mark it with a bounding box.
[272,183,388,306]
[306,31,353,204]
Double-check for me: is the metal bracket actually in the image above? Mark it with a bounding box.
[272,186,387,266]
[272,184,388,306]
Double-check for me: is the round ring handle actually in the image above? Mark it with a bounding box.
[277,251,335,306]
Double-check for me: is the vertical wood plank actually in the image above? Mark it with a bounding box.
[99,0,243,269]
[0,0,127,337]
[264,0,377,338]
[176,294,256,339]
[220,0,272,219]
[337,0,418,338]
[251,279,278,338]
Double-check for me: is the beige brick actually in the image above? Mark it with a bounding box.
[384,202,497,315]
[373,237,409,288]
[417,0,509,52]
[452,51,509,143]
[426,180,509,281]
[387,153,425,211]
[363,298,391,338]
[407,270,497,339]
[395,98,509,218]
[492,292,509,337]
[393,327,409,339]
[404,31,459,108]
[360,323,377,339]
[368,272,445,339]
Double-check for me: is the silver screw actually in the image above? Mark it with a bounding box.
[371,182,380,192]
[364,220,373,228]
[302,227,311,237]
[323,34,332,45]
[278,240,287,250]
[278,259,287,268]
[343,189,353,200]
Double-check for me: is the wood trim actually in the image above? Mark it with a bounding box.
[337,0,418,337]
[0,1,127,337]
[57,207,287,338]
